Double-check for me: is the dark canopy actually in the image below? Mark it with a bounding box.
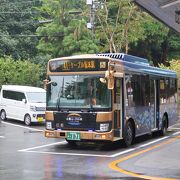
[134,0,180,33]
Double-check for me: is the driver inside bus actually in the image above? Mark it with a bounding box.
[85,80,97,106]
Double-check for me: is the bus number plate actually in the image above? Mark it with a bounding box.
[67,132,81,140]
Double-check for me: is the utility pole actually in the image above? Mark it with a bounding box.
[86,0,103,36]
[86,0,95,35]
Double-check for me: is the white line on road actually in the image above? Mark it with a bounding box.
[2,121,43,132]
[18,141,67,152]
[137,136,169,148]
[110,148,136,158]
[19,132,180,158]
[169,127,180,130]
[169,124,180,128]
[0,136,5,138]
[18,130,180,158]
[172,131,180,136]
[21,150,111,157]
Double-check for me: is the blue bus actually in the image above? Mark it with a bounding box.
[44,53,178,146]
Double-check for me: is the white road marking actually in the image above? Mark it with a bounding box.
[21,150,111,157]
[172,131,180,136]
[18,131,180,158]
[110,148,136,158]
[0,136,5,138]
[169,123,180,128]
[169,127,180,130]
[2,121,43,132]
[18,141,67,152]
[137,136,169,148]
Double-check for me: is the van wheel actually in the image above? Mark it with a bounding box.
[24,114,31,126]
[0,110,7,121]
[124,121,134,147]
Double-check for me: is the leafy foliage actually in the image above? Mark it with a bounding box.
[130,16,180,66]
[36,0,98,57]
[0,0,42,60]
[95,0,146,53]
[0,56,42,87]
[0,0,179,88]
[160,59,180,80]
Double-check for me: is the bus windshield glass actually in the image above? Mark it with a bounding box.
[26,92,46,103]
[47,75,111,110]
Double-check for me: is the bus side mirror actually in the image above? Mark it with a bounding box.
[52,82,57,86]
[99,78,107,84]
[105,70,114,89]
[43,79,57,89]
[107,78,114,89]
[43,79,49,90]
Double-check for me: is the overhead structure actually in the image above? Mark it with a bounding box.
[133,0,180,33]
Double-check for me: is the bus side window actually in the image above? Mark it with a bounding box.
[160,79,167,104]
[126,75,150,107]
[141,75,150,106]
[125,75,134,107]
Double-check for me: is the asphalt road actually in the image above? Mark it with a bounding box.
[0,119,180,180]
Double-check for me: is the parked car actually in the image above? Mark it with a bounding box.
[0,85,46,126]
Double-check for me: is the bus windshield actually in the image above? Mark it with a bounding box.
[47,75,111,110]
[26,92,46,103]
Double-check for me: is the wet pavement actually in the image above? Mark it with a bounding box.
[0,119,180,180]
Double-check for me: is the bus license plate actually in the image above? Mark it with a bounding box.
[67,132,80,140]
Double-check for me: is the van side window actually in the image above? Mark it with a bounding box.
[3,90,13,99]
[16,92,26,101]
[3,90,26,101]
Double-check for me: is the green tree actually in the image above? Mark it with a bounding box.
[95,0,146,53]
[0,0,42,60]
[160,59,180,80]
[36,0,98,57]
[0,56,43,87]
[130,15,180,66]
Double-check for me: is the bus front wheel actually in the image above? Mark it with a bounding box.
[124,121,134,147]
[66,140,77,147]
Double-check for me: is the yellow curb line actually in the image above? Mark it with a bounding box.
[109,138,179,180]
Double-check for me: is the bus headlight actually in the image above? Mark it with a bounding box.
[46,121,53,130]
[100,123,109,132]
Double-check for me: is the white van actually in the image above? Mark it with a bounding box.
[0,85,46,126]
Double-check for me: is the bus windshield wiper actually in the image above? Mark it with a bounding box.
[56,87,62,111]
[81,105,94,112]
[60,108,69,112]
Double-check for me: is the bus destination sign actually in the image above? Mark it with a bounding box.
[49,59,108,72]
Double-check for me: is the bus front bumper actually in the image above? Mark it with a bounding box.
[44,130,114,141]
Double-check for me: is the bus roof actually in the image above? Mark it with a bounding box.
[97,53,177,78]
[1,85,46,93]
[50,53,177,78]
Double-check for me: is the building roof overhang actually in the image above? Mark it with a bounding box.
[133,0,180,33]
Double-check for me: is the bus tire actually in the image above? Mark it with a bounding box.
[66,140,77,147]
[124,121,134,147]
[0,110,7,121]
[24,114,31,126]
[160,115,168,136]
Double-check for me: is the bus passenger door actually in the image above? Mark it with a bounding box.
[155,80,160,129]
[150,79,158,130]
[114,77,123,138]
